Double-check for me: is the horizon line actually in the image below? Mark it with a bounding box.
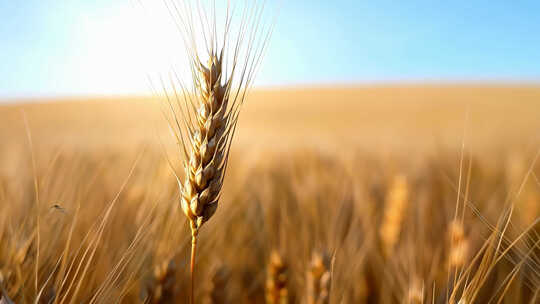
[2,80,540,104]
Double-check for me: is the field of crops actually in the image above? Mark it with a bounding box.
[0,86,538,303]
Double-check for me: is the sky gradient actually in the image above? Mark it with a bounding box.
[1,0,540,98]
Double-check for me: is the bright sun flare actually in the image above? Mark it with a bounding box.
[73,2,191,95]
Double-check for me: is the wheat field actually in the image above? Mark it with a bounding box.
[0,86,538,303]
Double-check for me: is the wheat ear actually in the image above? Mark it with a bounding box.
[379,174,409,256]
[203,264,231,304]
[266,251,288,304]
[306,252,331,304]
[448,219,469,268]
[143,260,177,303]
[161,1,273,303]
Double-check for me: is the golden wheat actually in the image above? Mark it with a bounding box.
[163,1,272,302]
[0,231,35,297]
[407,277,424,304]
[141,259,177,304]
[448,219,469,268]
[379,174,409,256]
[266,251,288,304]
[306,252,331,304]
[203,264,231,304]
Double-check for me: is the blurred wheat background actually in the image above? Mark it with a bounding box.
[0,86,538,303]
[1,0,540,303]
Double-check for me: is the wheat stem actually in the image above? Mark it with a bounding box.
[190,227,198,304]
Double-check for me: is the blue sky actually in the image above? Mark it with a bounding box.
[1,1,540,98]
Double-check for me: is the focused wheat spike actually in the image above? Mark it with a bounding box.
[266,251,288,304]
[306,252,331,304]
[178,50,228,238]
[448,219,469,268]
[162,1,272,303]
[379,174,409,255]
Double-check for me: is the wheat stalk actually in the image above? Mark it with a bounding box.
[161,1,273,303]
